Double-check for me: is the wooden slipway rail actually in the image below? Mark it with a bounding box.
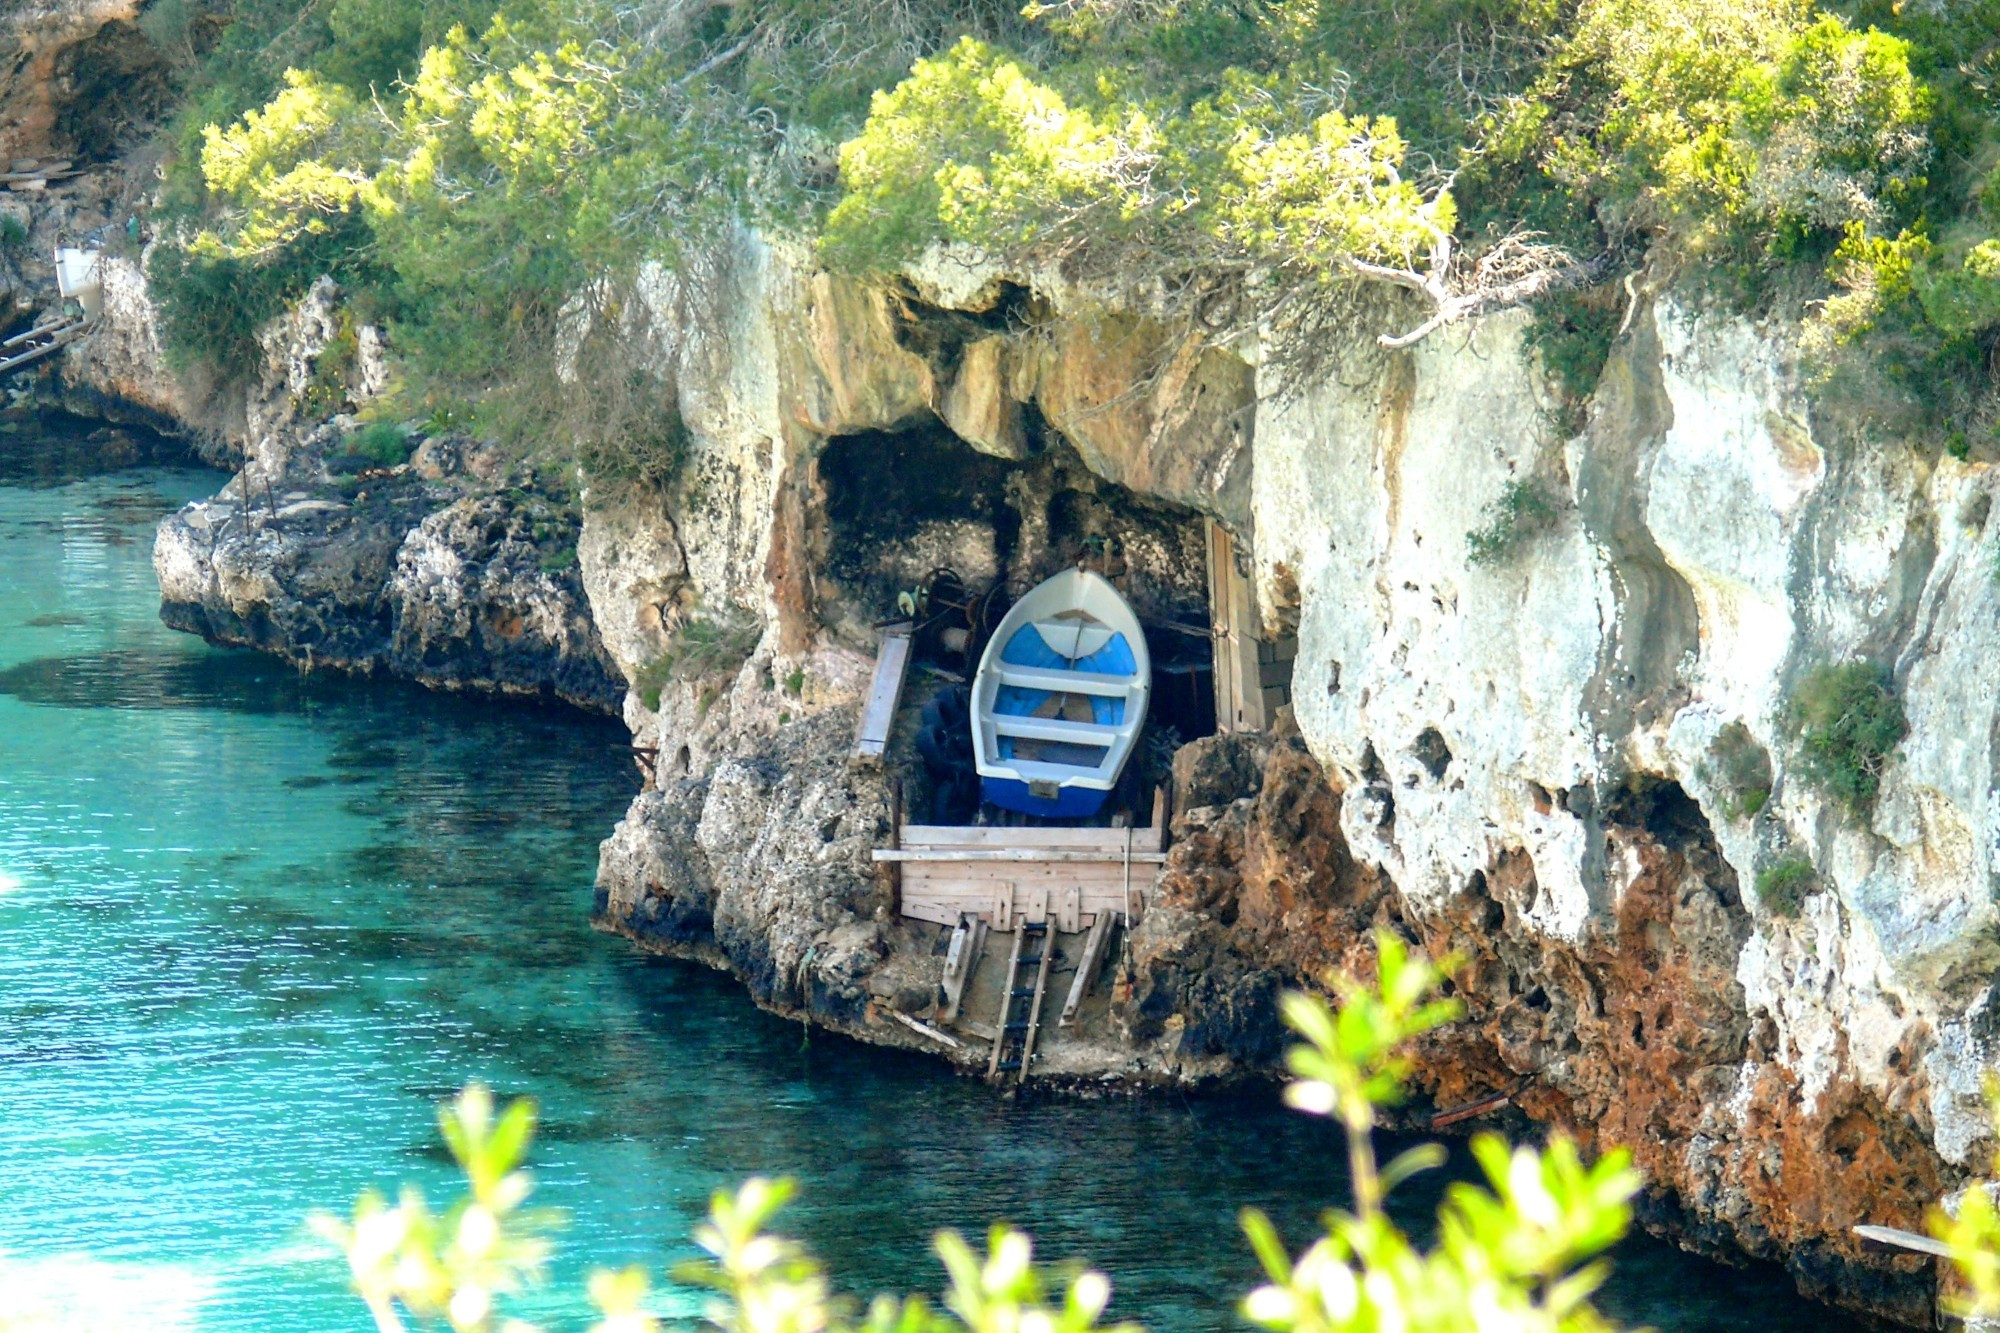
[0,313,88,375]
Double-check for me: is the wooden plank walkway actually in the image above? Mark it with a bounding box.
[875,791,1168,928]
[0,314,88,375]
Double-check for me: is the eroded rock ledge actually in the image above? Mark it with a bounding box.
[143,279,622,713]
[156,470,622,713]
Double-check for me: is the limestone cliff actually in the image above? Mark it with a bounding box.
[19,98,1985,1317]
[554,231,1998,1324]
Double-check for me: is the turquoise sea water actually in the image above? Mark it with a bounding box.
[0,449,1851,1331]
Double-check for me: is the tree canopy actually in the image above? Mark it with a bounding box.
[146,0,2000,448]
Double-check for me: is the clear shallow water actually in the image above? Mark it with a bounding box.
[0,455,1851,1331]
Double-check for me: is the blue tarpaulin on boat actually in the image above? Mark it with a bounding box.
[985,624,1137,817]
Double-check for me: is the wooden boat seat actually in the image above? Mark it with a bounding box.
[1030,619,1115,659]
[993,713,1122,744]
[990,664,1130,696]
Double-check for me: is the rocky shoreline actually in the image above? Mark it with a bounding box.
[155,463,623,714]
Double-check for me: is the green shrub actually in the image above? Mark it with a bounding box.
[1792,661,1908,816]
[1701,721,1774,820]
[152,0,2000,447]
[632,615,761,711]
[0,215,27,252]
[1466,478,1561,567]
[348,422,411,467]
[1754,856,1817,917]
[148,219,373,382]
[1525,290,1621,411]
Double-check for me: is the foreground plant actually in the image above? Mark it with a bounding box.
[319,933,1641,1331]
[1241,933,1639,1333]
[1931,1083,2000,1320]
[311,1084,557,1333]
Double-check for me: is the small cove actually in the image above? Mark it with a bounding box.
[0,448,1858,1330]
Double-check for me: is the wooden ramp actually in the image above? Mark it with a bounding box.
[852,621,914,765]
[872,790,1168,930]
[0,314,88,375]
[985,919,1055,1083]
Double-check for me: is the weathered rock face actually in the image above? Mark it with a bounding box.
[20,62,1978,1304]
[0,0,160,165]
[56,252,210,447]
[1241,296,1993,1321]
[575,231,2000,1323]
[156,472,624,713]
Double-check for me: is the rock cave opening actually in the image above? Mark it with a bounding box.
[811,414,1228,822]
[50,21,180,165]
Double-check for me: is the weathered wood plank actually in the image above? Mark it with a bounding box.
[939,916,986,1023]
[900,823,1162,853]
[853,622,914,763]
[889,1010,964,1049]
[901,901,961,927]
[908,860,1160,892]
[903,875,1145,901]
[1060,912,1115,1027]
[874,848,1167,864]
[1207,517,1268,733]
[902,901,1130,929]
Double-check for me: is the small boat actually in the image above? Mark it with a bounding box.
[971,567,1151,818]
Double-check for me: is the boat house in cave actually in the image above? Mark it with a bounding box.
[813,403,1296,1080]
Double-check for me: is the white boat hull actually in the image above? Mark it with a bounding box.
[971,568,1151,818]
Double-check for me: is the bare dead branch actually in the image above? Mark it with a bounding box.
[1376,247,1621,350]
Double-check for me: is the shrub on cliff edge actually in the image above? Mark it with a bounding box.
[1701,721,1774,821]
[1466,478,1562,567]
[1754,856,1815,917]
[1791,661,1907,817]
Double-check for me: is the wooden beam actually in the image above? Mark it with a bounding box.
[889,1009,965,1050]
[853,622,914,763]
[1430,1091,1512,1129]
[1,316,72,350]
[939,915,986,1024]
[1852,1225,1952,1259]
[900,823,1163,853]
[1206,518,1268,733]
[1022,885,1049,925]
[874,848,1167,864]
[1059,913,1114,1027]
